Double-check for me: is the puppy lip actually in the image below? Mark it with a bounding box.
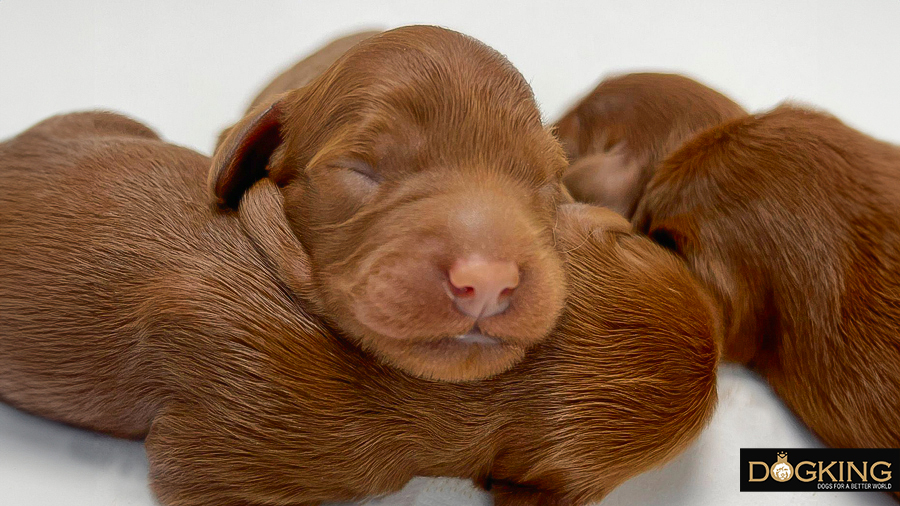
[355,316,506,346]
[453,326,502,345]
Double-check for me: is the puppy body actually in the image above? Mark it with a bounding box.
[0,112,200,437]
[554,73,746,218]
[635,105,900,453]
[0,111,718,505]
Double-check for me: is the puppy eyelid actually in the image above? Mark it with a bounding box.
[338,159,381,183]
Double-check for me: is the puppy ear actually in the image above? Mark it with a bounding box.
[555,203,632,250]
[210,99,284,209]
[238,178,312,294]
[562,142,648,218]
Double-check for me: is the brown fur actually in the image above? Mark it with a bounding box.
[0,109,718,505]
[212,26,574,382]
[634,105,900,465]
[554,73,746,218]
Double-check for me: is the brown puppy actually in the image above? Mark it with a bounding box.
[635,105,900,459]
[554,73,746,218]
[0,111,718,505]
[214,26,570,382]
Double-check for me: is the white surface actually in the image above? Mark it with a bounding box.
[2,366,894,506]
[1,2,898,505]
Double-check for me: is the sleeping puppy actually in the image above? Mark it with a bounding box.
[214,26,571,382]
[0,109,718,505]
[634,105,900,460]
[554,73,745,218]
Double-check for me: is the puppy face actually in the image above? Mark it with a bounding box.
[554,73,746,218]
[212,26,568,382]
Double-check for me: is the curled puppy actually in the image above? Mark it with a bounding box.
[554,73,745,218]
[635,105,900,457]
[213,26,571,382]
[0,110,718,505]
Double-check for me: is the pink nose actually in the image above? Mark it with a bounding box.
[447,257,520,318]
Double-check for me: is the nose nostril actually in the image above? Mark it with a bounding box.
[498,286,515,300]
[449,283,476,298]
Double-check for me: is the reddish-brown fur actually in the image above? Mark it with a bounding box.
[634,106,900,471]
[0,109,718,504]
[554,73,746,218]
[214,26,572,382]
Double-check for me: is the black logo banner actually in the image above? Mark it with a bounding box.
[740,448,898,492]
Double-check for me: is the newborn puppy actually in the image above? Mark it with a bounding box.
[635,105,900,455]
[554,73,745,218]
[0,111,718,505]
[213,26,570,382]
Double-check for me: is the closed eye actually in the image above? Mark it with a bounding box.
[338,158,382,183]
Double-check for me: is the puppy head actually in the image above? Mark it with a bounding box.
[633,106,852,363]
[212,26,568,382]
[554,73,746,218]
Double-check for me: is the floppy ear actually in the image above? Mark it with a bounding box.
[561,142,648,218]
[239,178,312,295]
[209,99,285,209]
[555,203,632,249]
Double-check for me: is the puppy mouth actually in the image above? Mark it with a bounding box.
[450,325,502,346]
[353,309,508,346]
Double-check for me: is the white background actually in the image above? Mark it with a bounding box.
[1,0,899,153]
[1,1,898,505]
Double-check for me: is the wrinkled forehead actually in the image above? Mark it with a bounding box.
[310,31,563,183]
[331,77,557,180]
[341,97,562,185]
